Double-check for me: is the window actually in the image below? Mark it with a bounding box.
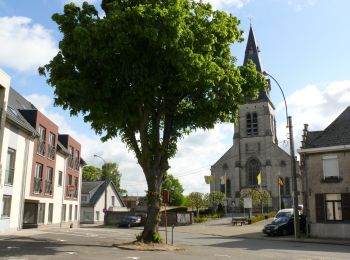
[68,146,74,169]
[81,195,88,202]
[34,163,43,193]
[326,194,342,221]
[246,113,252,136]
[96,211,100,221]
[48,203,53,223]
[38,203,45,224]
[74,150,80,171]
[74,205,78,221]
[2,195,12,217]
[58,171,63,186]
[5,148,16,185]
[69,204,72,221]
[62,204,66,222]
[73,176,78,198]
[48,132,56,160]
[322,155,339,179]
[45,167,53,195]
[37,126,46,155]
[112,196,115,207]
[247,158,261,186]
[66,174,72,197]
[252,112,258,135]
[226,179,231,197]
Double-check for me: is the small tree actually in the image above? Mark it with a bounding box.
[82,165,101,181]
[208,191,225,213]
[161,173,185,206]
[240,188,270,213]
[101,163,127,196]
[187,192,208,217]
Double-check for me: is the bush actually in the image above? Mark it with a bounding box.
[135,231,163,243]
[194,212,224,223]
[247,211,276,225]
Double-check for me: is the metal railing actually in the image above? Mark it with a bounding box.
[48,145,56,160]
[74,158,80,171]
[33,178,43,193]
[45,180,53,195]
[68,155,74,169]
[37,140,46,156]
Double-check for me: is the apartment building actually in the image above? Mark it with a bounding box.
[0,69,84,232]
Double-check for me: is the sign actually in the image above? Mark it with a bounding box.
[162,190,169,204]
[244,197,252,209]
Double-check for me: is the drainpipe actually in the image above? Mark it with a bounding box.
[18,138,30,230]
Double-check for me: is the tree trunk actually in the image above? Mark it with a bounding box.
[141,170,163,242]
[196,208,200,218]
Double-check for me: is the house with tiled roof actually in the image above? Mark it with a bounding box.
[80,180,126,224]
[299,106,350,239]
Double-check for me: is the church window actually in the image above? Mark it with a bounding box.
[246,112,258,136]
[252,112,258,135]
[247,158,261,186]
[246,113,252,136]
[285,177,291,195]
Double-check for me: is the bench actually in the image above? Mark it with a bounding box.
[232,217,248,226]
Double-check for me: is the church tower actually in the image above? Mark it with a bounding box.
[210,26,293,211]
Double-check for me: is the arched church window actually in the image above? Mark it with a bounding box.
[252,112,258,135]
[247,158,261,186]
[246,113,252,136]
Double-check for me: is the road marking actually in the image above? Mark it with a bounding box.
[44,247,58,249]
[66,252,77,255]
[7,246,20,249]
[214,255,231,258]
[58,239,66,242]
[126,257,140,260]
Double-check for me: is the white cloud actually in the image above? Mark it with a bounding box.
[287,0,317,11]
[0,16,58,72]
[63,0,100,5]
[194,0,251,10]
[276,80,350,154]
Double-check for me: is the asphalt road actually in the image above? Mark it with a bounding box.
[1,223,350,259]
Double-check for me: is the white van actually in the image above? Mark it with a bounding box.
[274,208,294,220]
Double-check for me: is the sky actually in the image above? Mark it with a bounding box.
[1,0,350,196]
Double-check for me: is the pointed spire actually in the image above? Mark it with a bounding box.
[243,25,262,72]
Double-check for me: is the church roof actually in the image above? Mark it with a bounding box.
[305,106,350,148]
[211,145,234,169]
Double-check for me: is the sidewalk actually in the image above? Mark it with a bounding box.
[173,216,350,246]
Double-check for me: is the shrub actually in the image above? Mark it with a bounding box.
[247,211,276,224]
[136,231,163,243]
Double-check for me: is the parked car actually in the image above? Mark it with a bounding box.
[273,208,294,220]
[263,215,306,236]
[119,216,142,228]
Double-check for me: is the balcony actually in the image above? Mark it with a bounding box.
[37,140,46,156]
[33,178,43,194]
[45,181,53,195]
[321,176,343,183]
[68,156,74,169]
[48,145,56,160]
[74,158,80,171]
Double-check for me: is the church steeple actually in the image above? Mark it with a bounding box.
[243,25,271,103]
[243,25,262,72]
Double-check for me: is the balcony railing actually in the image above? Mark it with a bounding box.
[33,177,43,193]
[73,187,78,198]
[68,156,73,169]
[5,169,14,185]
[48,145,56,160]
[45,181,53,195]
[37,140,46,156]
[74,158,80,171]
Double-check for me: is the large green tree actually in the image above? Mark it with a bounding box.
[39,0,266,242]
[161,173,184,206]
[101,162,127,196]
[82,165,101,181]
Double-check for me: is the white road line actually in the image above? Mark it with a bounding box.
[126,257,140,260]
[66,252,77,255]
[214,255,231,258]
[7,246,20,249]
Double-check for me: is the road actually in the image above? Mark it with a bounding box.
[1,219,350,259]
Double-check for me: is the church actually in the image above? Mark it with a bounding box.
[210,26,295,211]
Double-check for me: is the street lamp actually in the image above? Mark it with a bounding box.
[93,154,108,224]
[262,71,300,239]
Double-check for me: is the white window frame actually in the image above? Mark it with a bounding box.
[322,154,339,179]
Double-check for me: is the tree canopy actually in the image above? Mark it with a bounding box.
[40,0,267,242]
[82,165,101,181]
[161,173,185,206]
[186,192,208,217]
[240,188,271,213]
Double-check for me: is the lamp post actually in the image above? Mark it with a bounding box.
[262,71,300,239]
[93,154,108,225]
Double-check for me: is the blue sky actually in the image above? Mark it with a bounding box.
[1,0,350,195]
